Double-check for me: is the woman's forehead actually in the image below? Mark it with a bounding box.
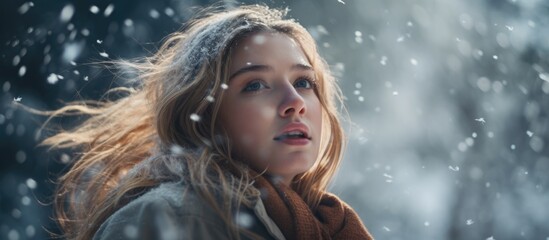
[228,32,311,74]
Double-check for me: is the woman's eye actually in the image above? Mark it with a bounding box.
[294,77,314,89]
[242,81,267,92]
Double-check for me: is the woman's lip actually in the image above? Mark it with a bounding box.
[276,122,310,139]
[273,135,312,141]
[275,137,310,145]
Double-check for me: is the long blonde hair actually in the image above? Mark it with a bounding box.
[33,4,345,240]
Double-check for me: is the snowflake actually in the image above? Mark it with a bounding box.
[475,118,486,124]
[190,113,201,122]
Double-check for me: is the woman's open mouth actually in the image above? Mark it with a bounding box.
[274,130,311,145]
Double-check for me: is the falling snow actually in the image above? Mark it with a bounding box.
[410,58,418,65]
[235,212,254,228]
[18,2,34,14]
[3,2,549,240]
[165,8,175,17]
[89,5,100,14]
[380,56,388,65]
[47,73,59,84]
[475,118,486,124]
[13,55,21,66]
[539,73,549,82]
[59,4,74,22]
[18,66,26,77]
[170,145,184,155]
[104,4,115,17]
[190,113,200,122]
[124,19,133,27]
[123,225,138,238]
[149,9,160,19]
[26,178,37,189]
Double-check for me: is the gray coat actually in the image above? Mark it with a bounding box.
[93,182,286,240]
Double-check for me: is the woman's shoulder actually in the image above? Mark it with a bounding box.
[131,181,204,210]
[93,181,229,240]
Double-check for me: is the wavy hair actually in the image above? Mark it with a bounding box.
[30,4,346,240]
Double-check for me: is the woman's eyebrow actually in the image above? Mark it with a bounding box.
[229,65,272,81]
[229,63,313,81]
[291,63,314,72]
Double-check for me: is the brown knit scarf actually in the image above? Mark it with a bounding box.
[252,174,374,240]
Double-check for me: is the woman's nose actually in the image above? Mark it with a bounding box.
[278,85,306,118]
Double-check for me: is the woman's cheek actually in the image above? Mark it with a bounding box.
[259,105,277,119]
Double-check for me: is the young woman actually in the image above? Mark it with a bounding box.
[38,4,373,240]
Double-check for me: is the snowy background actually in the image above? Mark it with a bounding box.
[1,0,548,239]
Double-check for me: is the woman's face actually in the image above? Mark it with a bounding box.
[218,32,322,186]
